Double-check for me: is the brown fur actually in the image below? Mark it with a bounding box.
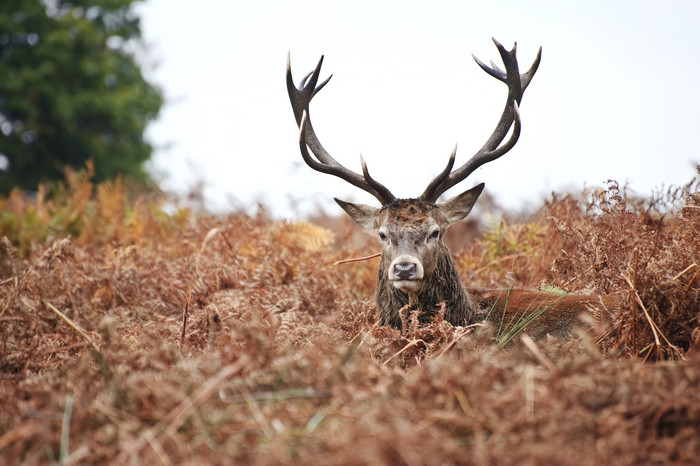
[384,199,442,224]
[469,288,621,340]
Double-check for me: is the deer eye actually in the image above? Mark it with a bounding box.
[428,229,440,240]
[378,232,388,241]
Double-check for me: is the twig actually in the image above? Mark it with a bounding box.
[305,412,326,433]
[673,263,697,281]
[217,229,234,251]
[622,274,684,360]
[686,270,699,292]
[524,365,535,419]
[195,227,226,278]
[631,248,639,352]
[453,388,499,433]
[334,252,381,266]
[220,387,331,405]
[180,290,191,352]
[60,395,74,463]
[0,276,16,287]
[199,227,221,253]
[556,262,597,290]
[622,274,660,358]
[0,420,44,452]
[36,341,90,357]
[639,343,655,362]
[44,301,99,352]
[520,334,559,376]
[432,325,479,359]
[383,338,428,366]
[142,429,171,466]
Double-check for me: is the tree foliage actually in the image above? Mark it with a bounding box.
[0,0,162,193]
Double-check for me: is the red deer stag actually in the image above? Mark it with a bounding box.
[287,39,615,340]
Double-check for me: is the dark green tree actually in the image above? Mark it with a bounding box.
[0,0,163,193]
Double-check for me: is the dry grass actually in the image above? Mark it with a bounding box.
[1,167,699,464]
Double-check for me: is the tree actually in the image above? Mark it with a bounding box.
[0,0,163,193]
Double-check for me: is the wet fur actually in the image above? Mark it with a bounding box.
[376,242,477,328]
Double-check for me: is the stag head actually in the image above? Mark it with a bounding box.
[335,185,483,290]
[287,39,542,327]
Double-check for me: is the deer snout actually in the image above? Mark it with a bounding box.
[394,262,417,280]
[389,256,424,290]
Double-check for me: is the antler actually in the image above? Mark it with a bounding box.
[420,38,542,203]
[286,53,396,205]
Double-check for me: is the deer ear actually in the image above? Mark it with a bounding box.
[439,183,485,225]
[335,198,380,231]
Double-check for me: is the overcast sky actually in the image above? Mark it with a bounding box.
[135,0,700,218]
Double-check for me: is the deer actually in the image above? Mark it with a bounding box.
[286,39,617,341]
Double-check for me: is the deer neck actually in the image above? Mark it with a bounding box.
[376,244,477,329]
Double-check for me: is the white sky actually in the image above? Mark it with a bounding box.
[135,0,700,218]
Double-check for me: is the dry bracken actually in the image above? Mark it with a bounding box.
[0,170,699,464]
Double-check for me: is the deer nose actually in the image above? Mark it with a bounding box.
[394,262,417,280]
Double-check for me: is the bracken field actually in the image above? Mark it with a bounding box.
[1,165,700,465]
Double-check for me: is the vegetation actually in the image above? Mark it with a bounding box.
[0,168,699,464]
[0,0,162,193]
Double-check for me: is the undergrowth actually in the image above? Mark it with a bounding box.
[0,162,190,257]
[0,167,699,464]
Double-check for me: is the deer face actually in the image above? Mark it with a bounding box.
[336,184,484,293]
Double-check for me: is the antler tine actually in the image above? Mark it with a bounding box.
[420,144,457,203]
[359,155,396,202]
[286,53,332,136]
[420,39,540,203]
[521,46,542,92]
[288,54,396,205]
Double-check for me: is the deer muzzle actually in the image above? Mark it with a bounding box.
[389,255,424,291]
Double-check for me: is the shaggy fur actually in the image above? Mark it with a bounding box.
[376,242,478,328]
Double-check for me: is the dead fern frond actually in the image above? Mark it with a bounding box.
[273,220,334,252]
